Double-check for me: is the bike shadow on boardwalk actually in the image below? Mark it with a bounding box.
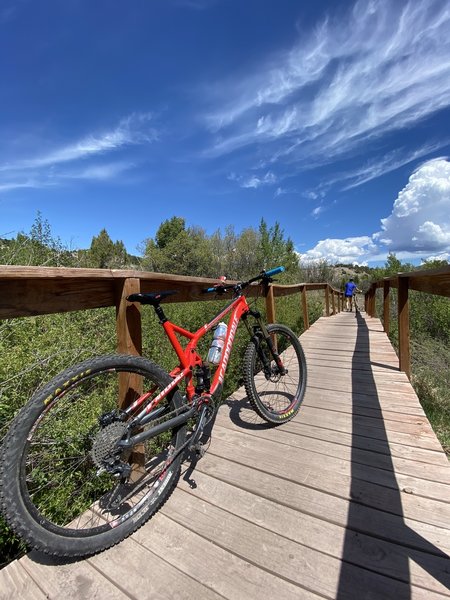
[336,311,450,599]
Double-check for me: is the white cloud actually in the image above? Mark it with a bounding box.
[301,158,450,263]
[0,113,156,192]
[205,0,450,184]
[376,158,450,253]
[0,180,42,192]
[4,113,156,171]
[228,170,277,189]
[301,236,378,264]
[61,161,135,181]
[311,206,324,218]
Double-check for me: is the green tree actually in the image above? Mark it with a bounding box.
[85,229,128,269]
[0,213,70,267]
[258,219,300,281]
[155,216,186,249]
[142,222,213,276]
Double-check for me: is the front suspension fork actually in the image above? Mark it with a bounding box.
[243,311,286,376]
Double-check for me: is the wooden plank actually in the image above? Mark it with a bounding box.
[18,552,130,600]
[206,428,450,528]
[214,413,450,484]
[0,265,279,319]
[281,421,448,466]
[0,277,116,318]
[211,422,450,500]
[194,452,450,555]
[0,560,46,600]
[133,510,318,600]
[87,531,224,600]
[175,469,450,595]
[163,486,444,599]
[302,389,427,420]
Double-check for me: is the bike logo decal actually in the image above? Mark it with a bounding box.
[43,369,92,405]
[217,311,240,385]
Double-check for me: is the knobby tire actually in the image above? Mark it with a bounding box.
[243,323,307,424]
[0,354,186,558]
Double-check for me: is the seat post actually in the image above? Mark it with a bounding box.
[154,303,168,324]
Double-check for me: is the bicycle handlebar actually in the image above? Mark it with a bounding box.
[203,266,285,295]
[264,266,285,278]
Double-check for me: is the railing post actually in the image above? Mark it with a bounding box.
[265,284,276,324]
[368,285,376,317]
[115,277,142,409]
[398,276,411,379]
[301,286,309,330]
[331,290,336,315]
[383,280,390,336]
[325,286,330,317]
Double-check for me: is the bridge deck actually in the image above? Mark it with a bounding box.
[1,311,450,599]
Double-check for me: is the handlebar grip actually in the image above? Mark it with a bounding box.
[265,266,285,277]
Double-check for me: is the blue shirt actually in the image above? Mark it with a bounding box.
[344,282,357,297]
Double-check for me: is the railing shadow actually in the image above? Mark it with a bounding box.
[336,312,449,598]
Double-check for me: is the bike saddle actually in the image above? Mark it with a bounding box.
[127,291,178,305]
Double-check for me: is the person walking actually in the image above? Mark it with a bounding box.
[344,278,361,312]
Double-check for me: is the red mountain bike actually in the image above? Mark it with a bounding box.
[0,267,307,558]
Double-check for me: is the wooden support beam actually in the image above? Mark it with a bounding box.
[115,278,143,410]
[325,286,330,317]
[383,280,390,336]
[115,278,142,356]
[368,286,376,317]
[301,286,309,330]
[265,285,276,324]
[398,277,411,379]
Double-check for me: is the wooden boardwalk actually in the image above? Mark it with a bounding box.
[1,311,450,599]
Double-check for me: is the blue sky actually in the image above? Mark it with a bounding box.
[1,0,450,266]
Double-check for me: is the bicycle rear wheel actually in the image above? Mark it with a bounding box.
[0,354,186,557]
[243,323,307,424]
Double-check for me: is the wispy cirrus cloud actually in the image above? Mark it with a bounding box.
[228,170,277,189]
[204,0,450,188]
[0,113,157,192]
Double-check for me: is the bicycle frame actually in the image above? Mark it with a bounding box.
[122,293,251,431]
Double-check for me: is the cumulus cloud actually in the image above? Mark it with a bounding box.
[376,158,450,253]
[205,0,450,188]
[301,158,450,263]
[301,236,378,264]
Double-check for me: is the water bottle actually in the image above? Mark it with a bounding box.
[207,322,228,365]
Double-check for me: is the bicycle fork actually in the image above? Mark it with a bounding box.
[243,311,287,377]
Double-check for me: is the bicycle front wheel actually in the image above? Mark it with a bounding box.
[243,323,307,424]
[0,354,186,558]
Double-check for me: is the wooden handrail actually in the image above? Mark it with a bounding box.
[0,265,344,360]
[364,266,450,379]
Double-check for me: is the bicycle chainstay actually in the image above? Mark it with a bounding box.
[114,396,215,473]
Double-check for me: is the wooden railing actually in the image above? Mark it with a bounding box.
[0,266,344,357]
[364,266,450,379]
